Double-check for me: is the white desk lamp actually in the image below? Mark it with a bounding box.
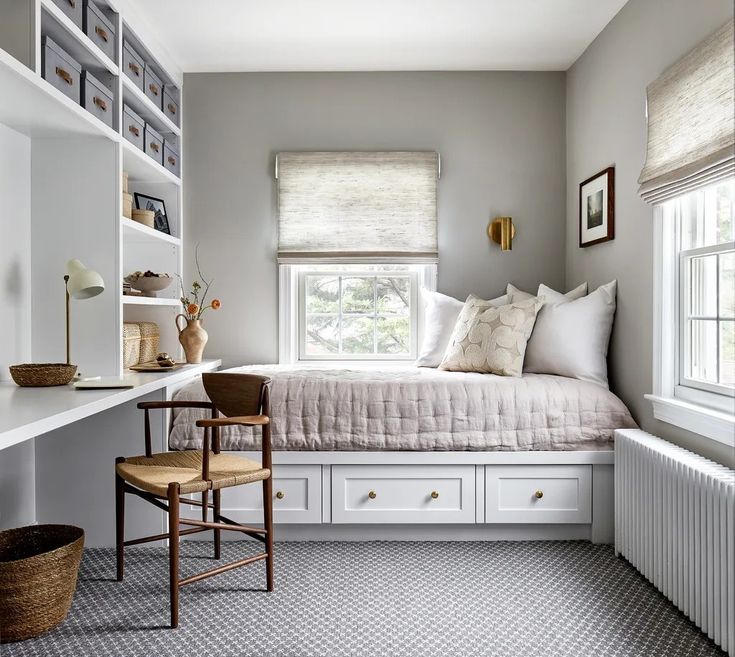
[9,259,104,386]
[64,259,105,365]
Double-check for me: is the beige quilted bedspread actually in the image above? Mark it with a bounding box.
[169,365,636,452]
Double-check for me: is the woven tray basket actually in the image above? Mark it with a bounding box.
[123,323,141,368]
[138,322,160,363]
[0,525,84,642]
[9,363,77,387]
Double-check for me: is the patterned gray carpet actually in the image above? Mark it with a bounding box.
[0,541,724,657]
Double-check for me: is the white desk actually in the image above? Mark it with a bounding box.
[0,359,221,544]
[0,360,221,451]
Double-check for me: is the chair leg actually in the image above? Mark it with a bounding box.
[168,482,180,629]
[263,476,274,592]
[213,489,221,560]
[115,458,125,582]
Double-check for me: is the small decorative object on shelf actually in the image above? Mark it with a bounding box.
[176,247,221,364]
[131,208,154,228]
[134,193,170,235]
[123,271,172,297]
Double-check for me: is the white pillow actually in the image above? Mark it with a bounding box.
[416,289,508,367]
[523,281,617,387]
[507,282,588,303]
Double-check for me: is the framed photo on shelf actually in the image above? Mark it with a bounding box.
[579,166,614,247]
[134,193,171,235]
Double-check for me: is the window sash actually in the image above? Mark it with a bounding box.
[678,234,734,398]
[297,269,420,361]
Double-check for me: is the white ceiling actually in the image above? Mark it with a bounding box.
[127,0,629,73]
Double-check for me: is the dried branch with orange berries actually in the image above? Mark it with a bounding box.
[178,245,222,321]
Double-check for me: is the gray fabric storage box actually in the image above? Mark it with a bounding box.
[50,0,83,29]
[144,65,163,109]
[81,70,114,128]
[123,41,144,91]
[83,0,115,62]
[144,123,163,165]
[41,36,81,105]
[163,141,180,178]
[123,104,144,150]
[163,86,179,127]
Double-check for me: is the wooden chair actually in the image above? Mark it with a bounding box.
[114,373,274,628]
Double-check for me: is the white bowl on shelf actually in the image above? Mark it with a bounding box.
[124,273,173,297]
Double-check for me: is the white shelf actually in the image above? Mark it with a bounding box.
[122,217,181,246]
[122,139,181,185]
[122,296,180,307]
[40,0,118,77]
[0,47,120,140]
[122,74,181,137]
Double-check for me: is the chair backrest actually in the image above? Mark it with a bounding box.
[201,373,271,418]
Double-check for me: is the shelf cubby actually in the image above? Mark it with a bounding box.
[40,0,118,77]
[0,0,185,375]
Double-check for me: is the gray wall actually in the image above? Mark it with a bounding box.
[183,71,566,366]
[565,0,734,466]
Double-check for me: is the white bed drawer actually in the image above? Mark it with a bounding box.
[485,465,591,524]
[216,464,322,524]
[331,465,475,524]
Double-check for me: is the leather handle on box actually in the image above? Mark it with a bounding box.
[56,67,73,85]
[167,102,177,115]
[168,155,176,165]
[129,62,140,76]
[95,26,109,42]
[93,96,108,112]
[67,0,76,7]
[149,83,159,96]
[129,125,140,137]
[150,142,160,153]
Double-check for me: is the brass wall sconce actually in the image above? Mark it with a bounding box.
[487,216,516,251]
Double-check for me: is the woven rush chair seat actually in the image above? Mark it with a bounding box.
[117,451,270,496]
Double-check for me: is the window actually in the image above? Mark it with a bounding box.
[299,265,421,360]
[642,22,734,444]
[650,179,735,444]
[276,151,439,364]
[678,181,734,396]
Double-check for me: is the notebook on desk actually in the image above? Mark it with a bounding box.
[73,377,135,389]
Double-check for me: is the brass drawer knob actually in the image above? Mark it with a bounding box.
[534,490,544,499]
[430,491,439,499]
[368,490,377,500]
[275,491,285,500]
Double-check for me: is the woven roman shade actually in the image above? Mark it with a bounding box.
[276,151,439,262]
[638,20,734,204]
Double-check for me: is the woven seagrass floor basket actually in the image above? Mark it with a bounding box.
[0,525,84,642]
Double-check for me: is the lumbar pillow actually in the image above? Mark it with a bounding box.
[439,296,541,376]
[416,289,508,367]
[507,281,588,304]
[523,281,617,387]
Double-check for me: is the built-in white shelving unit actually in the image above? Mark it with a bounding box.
[0,0,184,377]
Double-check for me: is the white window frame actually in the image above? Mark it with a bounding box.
[647,197,735,447]
[279,263,436,366]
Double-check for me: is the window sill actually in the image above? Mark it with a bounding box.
[645,394,735,447]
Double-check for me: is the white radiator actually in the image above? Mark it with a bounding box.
[615,429,735,656]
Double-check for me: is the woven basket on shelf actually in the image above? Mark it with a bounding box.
[8,363,77,387]
[123,323,141,367]
[0,525,84,642]
[138,322,160,364]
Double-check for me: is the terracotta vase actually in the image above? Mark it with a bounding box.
[175,315,208,364]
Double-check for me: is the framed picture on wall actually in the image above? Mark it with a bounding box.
[134,193,171,235]
[579,166,614,247]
